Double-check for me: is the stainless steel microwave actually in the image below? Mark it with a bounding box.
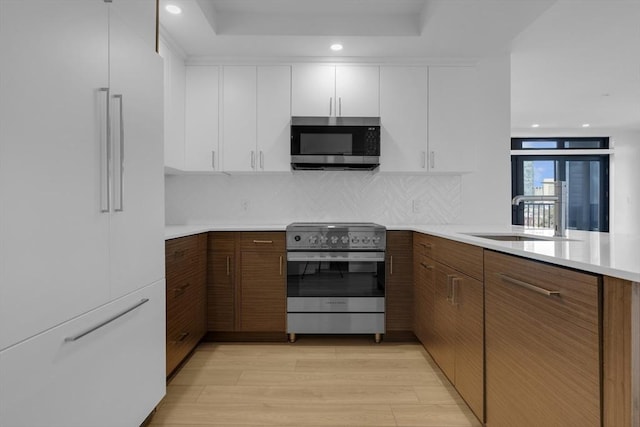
[290,116,381,170]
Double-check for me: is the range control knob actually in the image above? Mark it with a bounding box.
[331,236,339,244]
[351,237,360,243]
[372,236,381,244]
[362,236,371,244]
[341,236,349,244]
[309,235,318,244]
[320,236,328,244]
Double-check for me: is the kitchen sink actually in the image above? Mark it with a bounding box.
[464,233,570,242]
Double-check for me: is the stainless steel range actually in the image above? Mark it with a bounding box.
[285,222,386,343]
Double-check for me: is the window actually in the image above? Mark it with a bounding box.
[511,137,609,232]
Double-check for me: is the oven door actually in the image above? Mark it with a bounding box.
[286,251,385,298]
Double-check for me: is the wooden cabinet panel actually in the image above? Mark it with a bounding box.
[485,250,600,427]
[430,262,457,379]
[413,232,436,259]
[386,231,414,332]
[238,249,286,332]
[165,234,207,376]
[207,232,236,332]
[434,237,483,282]
[413,236,435,347]
[238,232,286,251]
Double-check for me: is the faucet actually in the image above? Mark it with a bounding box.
[512,181,568,237]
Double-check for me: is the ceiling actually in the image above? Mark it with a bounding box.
[160,0,640,132]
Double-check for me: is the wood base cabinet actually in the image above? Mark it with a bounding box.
[386,231,414,336]
[165,234,207,376]
[207,232,237,331]
[485,250,601,427]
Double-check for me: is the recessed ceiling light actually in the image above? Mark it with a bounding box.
[330,43,343,52]
[165,4,182,14]
[582,123,591,128]
[531,123,540,128]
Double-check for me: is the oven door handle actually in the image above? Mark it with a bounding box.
[287,252,386,262]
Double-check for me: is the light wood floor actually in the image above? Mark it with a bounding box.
[150,336,482,427]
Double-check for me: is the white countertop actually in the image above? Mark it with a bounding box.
[165,224,640,282]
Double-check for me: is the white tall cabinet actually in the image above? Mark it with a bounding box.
[0,1,165,425]
[292,65,379,117]
[185,66,220,171]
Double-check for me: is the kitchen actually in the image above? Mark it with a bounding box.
[1,1,639,426]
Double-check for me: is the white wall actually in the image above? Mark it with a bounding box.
[460,54,512,225]
[165,172,461,226]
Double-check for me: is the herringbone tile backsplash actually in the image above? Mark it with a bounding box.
[165,172,461,225]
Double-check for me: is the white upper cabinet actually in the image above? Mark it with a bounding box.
[379,67,428,172]
[257,66,292,172]
[428,66,478,173]
[221,65,291,172]
[292,65,379,117]
[335,66,380,117]
[222,66,258,171]
[159,39,186,170]
[185,66,220,171]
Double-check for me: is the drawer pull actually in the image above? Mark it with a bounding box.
[253,240,273,244]
[390,255,393,275]
[420,242,433,248]
[171,332,190,344]
[64,298,149,342]
[420,262,434,270]
[279,255,283,276]
[498,273,561,297]
[226,256,231,276]
[173,282,191,296]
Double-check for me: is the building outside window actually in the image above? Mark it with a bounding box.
[511,137,610,232]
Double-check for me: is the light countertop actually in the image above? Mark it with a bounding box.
[165,224,640,282]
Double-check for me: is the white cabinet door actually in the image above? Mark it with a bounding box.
[0,0,110,350]
[185,66,220,171]
[379,67,428,172]
[291,64,335,116]
[335,66,380,117]
[428,66,478,173]
[108,6,165,299]
[257,66,292,172]
[159,38,186,170]
[222,66,258,172]
[0,280,166,427]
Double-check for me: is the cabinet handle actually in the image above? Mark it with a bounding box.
[113,94,124,212]
[211,150,216,170]
[421,151,426,169]
[420,262,434,270]
[497,273,561,297]
[173,282,191,296]
[253,240,273,244]
[339,97,342,116]
[99,87,110,213]
[279,255,283,276]
[329,97,333,116]
[64,298,149,342]
[251,151,256,169]
[390,255,393,275]
[450,277,461,305]
[420,242,432,249]
[172,331,189,344]
[446,274,456,303]
[430,151,435,169]
[260,151,264,169]
[226,256,231,276]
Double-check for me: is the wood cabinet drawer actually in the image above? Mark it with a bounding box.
[238,232,285,251]
[413,232,436,259]
[165,235,202,281]
[166,270,204,317]
[434,237,483,282]
[484,250,600,427]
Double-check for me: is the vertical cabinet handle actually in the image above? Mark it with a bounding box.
[99,87,110,213]
[329,97,333,116]
[450,277,461,305]
[430,151,435,169]
[211,150,216,170]
[279,255,283,276]
[390,255,394,275]
[226,256,230,276]
[260,151,264,170]
[421,151,426,169]
[113,94,124,212]
[251,151,256,169]
[446,274,455,303]
[339,97,342,116]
